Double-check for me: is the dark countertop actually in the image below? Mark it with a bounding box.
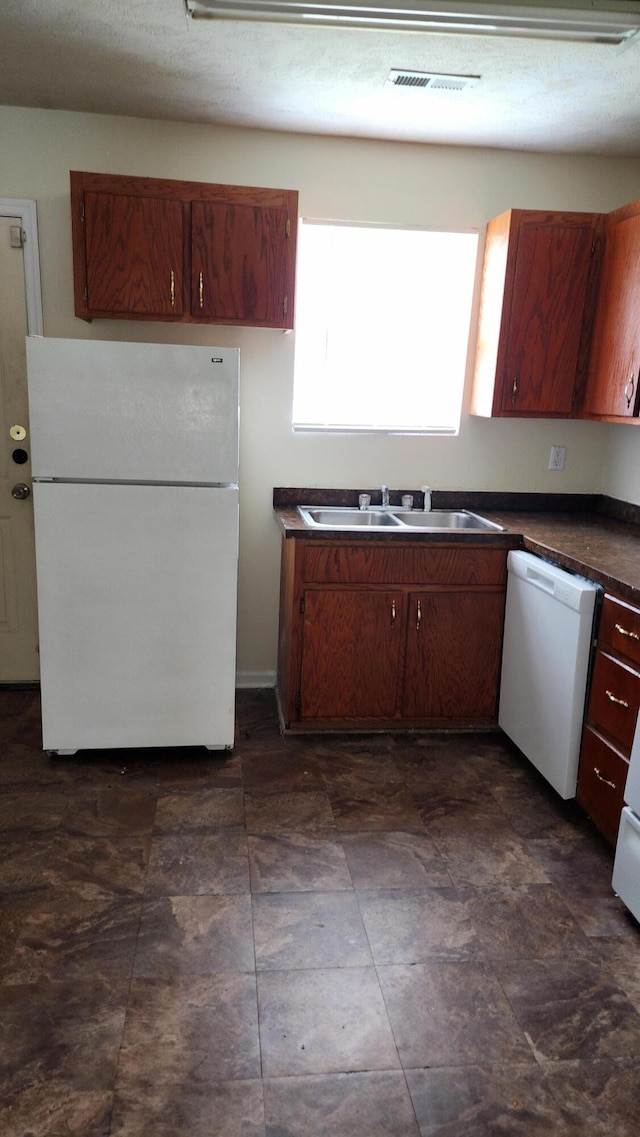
[273,489,640,607]
[483,510,640,605]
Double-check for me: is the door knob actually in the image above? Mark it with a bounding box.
[11,483,31,500]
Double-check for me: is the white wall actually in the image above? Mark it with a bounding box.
[601,424,640,503]
[2,104,640,678]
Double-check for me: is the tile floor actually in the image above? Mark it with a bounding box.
[1,686,640,1135]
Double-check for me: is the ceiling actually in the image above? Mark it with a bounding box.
[2,0,640,155]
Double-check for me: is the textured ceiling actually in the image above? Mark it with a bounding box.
[1,0,640,154]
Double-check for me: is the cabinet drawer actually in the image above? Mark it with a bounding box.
[576,726,628,845]
[587,650,640,753]
[303,544,507,586]
[599,594,640,667]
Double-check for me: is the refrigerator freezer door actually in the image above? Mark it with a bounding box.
[33,482,238,751]
[27,337,238,485]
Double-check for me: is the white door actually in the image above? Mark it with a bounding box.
[0,215,40,680]
[33,482,239,752]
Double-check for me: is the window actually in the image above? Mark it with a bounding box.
[292,219,478,434]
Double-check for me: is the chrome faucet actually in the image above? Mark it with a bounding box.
[422,485,432,511]
[381,484,390,508]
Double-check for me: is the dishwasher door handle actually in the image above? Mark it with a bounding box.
[524,565,556,594]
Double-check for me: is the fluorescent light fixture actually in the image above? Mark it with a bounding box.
[185,0,640,42]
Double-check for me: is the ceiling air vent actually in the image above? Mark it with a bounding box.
[386,70,481,92]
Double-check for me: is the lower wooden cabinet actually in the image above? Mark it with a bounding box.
[577,726,628,845]
[586,650,640,753]
[402,591,505,720]
[277,538,508,730]
[577,592,640,843]
[300,589,403,720]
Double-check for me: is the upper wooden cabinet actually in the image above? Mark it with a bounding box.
[471,209,601,418]
[70,171,298,329]
[582,200,640,420]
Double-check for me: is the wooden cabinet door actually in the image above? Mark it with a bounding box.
[501,212,597,415]
[586,650,640,754]
[584,209,640,418]
[71,172,298,328]
[402,591,504,720]
[83,191,184,317]
[299,589,402,720]
[191,201,290,326]
[577,727,628,845]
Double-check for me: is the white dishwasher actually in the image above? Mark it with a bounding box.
[499,550,599,799]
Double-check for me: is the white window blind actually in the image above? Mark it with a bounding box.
[292,219,478,434]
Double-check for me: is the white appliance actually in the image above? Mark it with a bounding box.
[499,550,598,798]
[612,715,640,921]
[26,336,239,755]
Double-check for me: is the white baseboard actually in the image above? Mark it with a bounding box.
[236,670,276,690]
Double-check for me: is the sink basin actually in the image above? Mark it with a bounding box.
[297,506,503,532]
[298,507,403,528]
[393,510,504,531]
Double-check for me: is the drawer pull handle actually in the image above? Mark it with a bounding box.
[594,766,616,790]
[624,371,635,410]
[615,623,640,642]
[605,689,629,708]
[416,599,422,632]
[199,272,204,309]
[170,269,175,306]
[391,599,396,626]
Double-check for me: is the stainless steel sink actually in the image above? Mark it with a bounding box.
[298,507,403,528]
[393,510,504,531]
[297,505,503,531]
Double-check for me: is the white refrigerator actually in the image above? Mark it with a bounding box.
[612,714,640,922]
[26,336,239,755]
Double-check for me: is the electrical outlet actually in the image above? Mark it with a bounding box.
[549,445,566,471]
